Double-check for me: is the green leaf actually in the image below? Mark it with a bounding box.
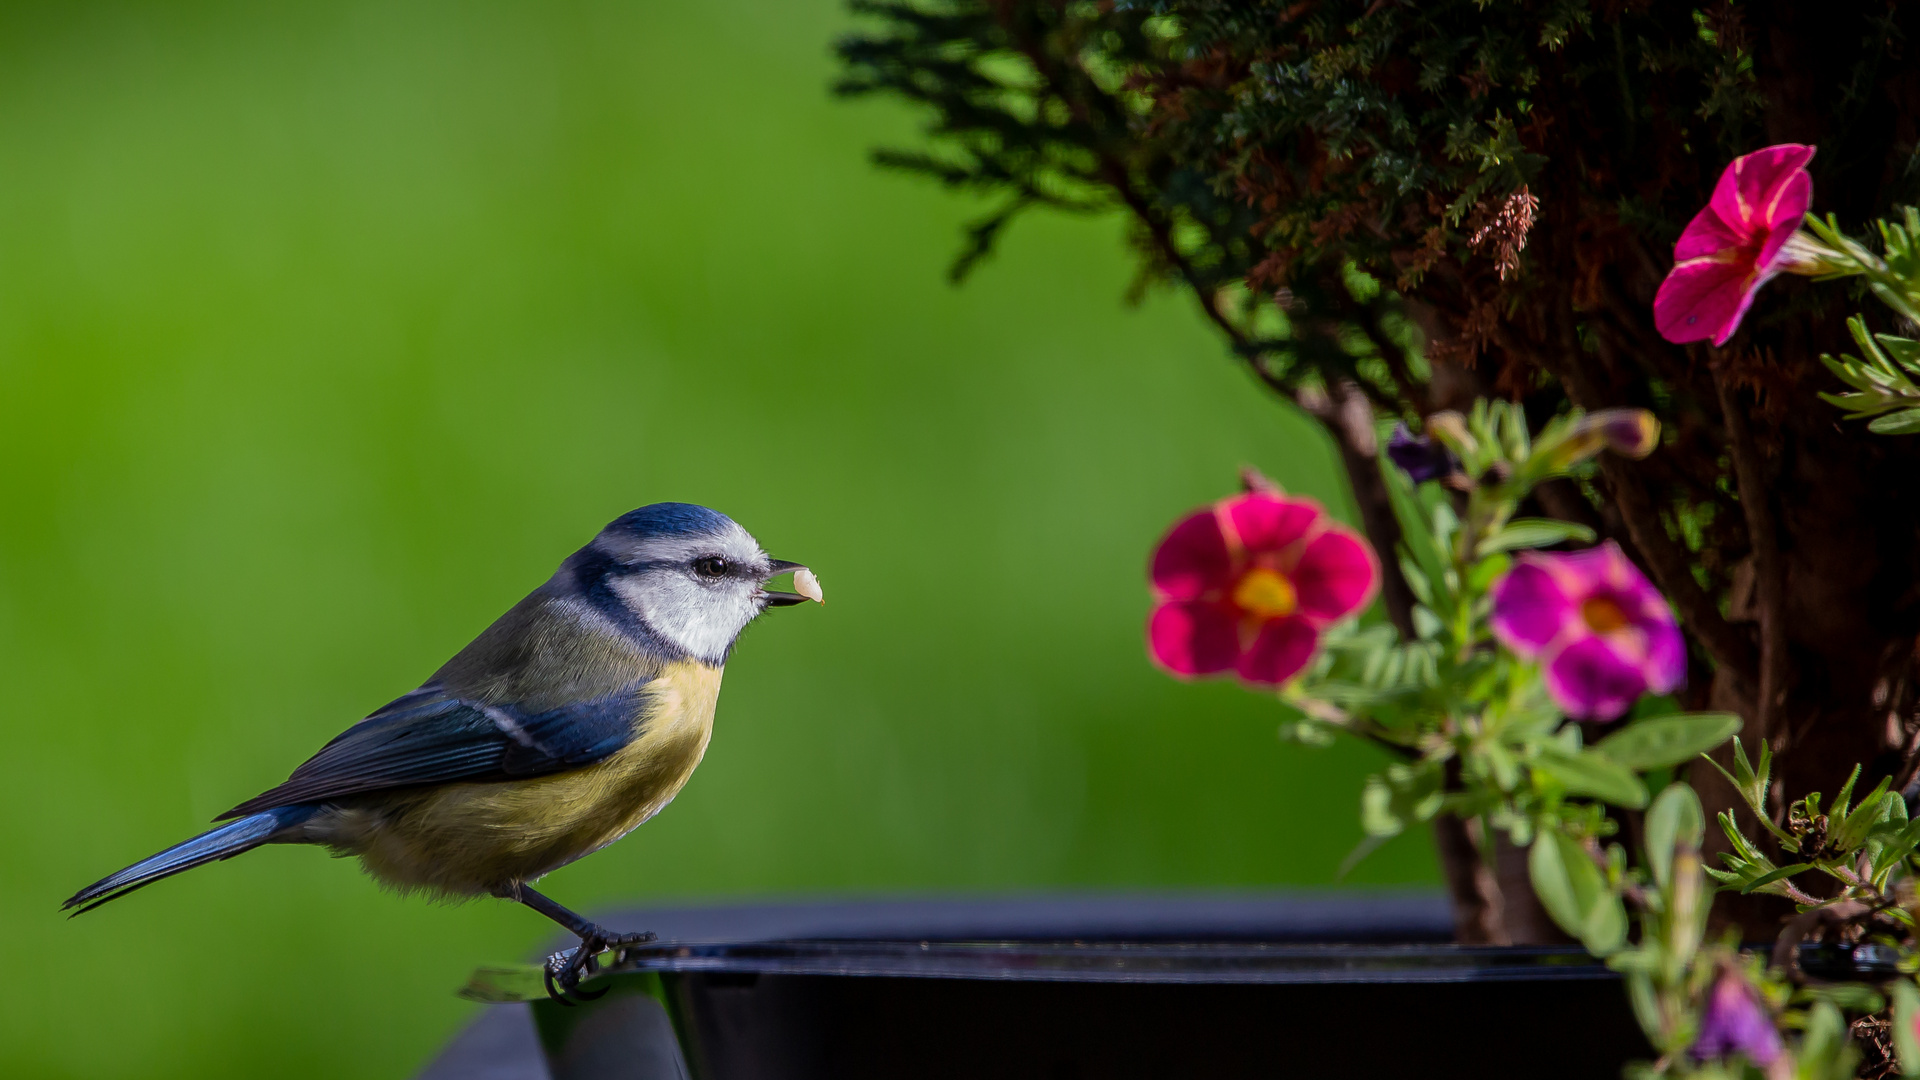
[1465,551,1511,595]
[1528,829,1625,956]
[1832,777,1896,853]
[1870,407,1920,434]
[1644,782,1705,891]
[458,964,549,1004]
[1475,517,1597,556]
[1360,776,1403,838]
[1880,334,1920,370]
[1874,818,1920,878]
[1739,863,1813,894]
[1380,454,1451,607]
[1621,970,1662,1052]
[1528,827,1582,940]
[1797,982,1886,1014]
[1891,979,1920,1077]
[1535,749,1650,808]
[1833,764,1863,822]
[1799,1001,1859,1080]
[1702,736,1772,823]
[1596,712,1742,770]
[1359,763,1445,839]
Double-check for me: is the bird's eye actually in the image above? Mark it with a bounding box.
[693,556,729,579]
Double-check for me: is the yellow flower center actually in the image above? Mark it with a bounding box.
[1232,567,1298,619]
[1581,596,1630,634]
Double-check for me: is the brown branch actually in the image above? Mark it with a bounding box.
[1716,374,1790,747]
[1771,900,1872,977]
[1294,380,1419,637]
[1432,811,1509,944]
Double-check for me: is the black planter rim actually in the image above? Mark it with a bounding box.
[595,939,1618,986]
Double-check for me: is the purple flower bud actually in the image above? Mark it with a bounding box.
[1691,973,1781,1066]
[1386,424,1459,484]
[1539,408,1661,470]
[1572,408,1660,460]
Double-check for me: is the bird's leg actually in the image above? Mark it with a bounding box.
[495,883,656,1004]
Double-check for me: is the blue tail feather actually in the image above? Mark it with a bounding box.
[64,805,316,914]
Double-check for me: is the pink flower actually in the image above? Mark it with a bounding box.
[1655,144,1815,346]
[1147,491,1379,687]
[1489,541,1685,721]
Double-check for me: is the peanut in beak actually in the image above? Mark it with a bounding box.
[793,568,824,604]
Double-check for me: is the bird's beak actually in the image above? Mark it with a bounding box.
[761,559,822,607]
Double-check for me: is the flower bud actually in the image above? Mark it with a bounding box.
[1385,424,1460,484]
[1422,411,1477,458]
[1541,408,1660,470]
[1690,972,1781,1066]
[1578,408,1660,459]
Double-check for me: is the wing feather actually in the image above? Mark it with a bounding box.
[219,681,651,819]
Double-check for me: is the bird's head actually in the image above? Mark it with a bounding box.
[577,502,818,665]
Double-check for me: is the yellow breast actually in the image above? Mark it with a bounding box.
[340,661,725,895]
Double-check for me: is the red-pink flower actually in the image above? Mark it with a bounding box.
[1147,492,1380,687]
[1654,144,1815,346]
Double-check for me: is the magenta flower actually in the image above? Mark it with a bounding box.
[1690,973,1782,1066]
[1148,491,1380,687]
[1489,541,1684,721]
[1655,144,1815,346]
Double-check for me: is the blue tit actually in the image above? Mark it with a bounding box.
[65,502,819,997]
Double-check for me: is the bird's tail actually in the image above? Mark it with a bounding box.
[63,804,317,915]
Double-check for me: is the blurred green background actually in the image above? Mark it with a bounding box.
[0,0,1437,1076]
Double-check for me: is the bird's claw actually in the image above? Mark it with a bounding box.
[542,926,658,1004]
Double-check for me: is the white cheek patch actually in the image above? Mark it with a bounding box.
[612,573,758,663]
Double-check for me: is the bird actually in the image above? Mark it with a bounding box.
[64,502,821,1000]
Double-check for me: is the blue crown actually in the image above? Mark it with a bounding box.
[605,502,735,540]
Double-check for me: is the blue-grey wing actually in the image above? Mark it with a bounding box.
[217,682,649,819]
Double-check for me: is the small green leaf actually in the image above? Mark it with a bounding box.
[1360,776,1403,838]
[1380,455,1451,604]
[1475,517,1597,556]
[1833,764,1863,819]
[1596,712,1742,770]
[1644,782,1705,891]
[1535,749,1650,808]
[1621,970,1662,1050]
[1874,817,1920,877]
[1739,863,1813,894]
[1880,334,1920,370]
[1870,407,1920,434]
[458,965,549,1004]
[1832,778,1896,852]
[1528,827,1582,939]
[1465,551,1511,595]
[1799,1001,1858,1079]
[1797,982,1886,1014]
[1528,830,1626,956]
[1891,979,1920,1077]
